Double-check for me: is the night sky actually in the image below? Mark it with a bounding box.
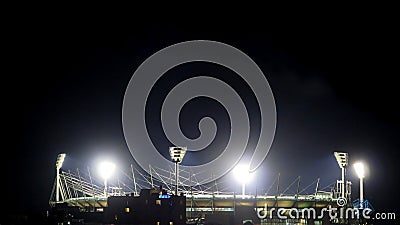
[5,14,399,222]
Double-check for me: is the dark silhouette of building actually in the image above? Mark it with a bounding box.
[104,188,186,225]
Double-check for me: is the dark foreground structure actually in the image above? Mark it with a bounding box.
[48,188,186,225]
[105,188,186,225]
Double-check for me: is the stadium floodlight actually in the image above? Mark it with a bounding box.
[334,152,348,199]
[55,153,66,202]
[353,162,365,179]
[169,146,187,163]
[334,152,348,169]
[56,153,66,169]
[169,147,187,195]
[353,162,365,209]
[233,164,254,198]
[99,161,115,197]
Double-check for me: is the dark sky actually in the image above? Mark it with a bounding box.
[5,14,399,220]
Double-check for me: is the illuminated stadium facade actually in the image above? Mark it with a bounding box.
[49,152,370,225]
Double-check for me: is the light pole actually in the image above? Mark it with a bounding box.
[353,162,365,209]
[233,164,254,199]
[169,147,187,196]
[99,161,115,197]
[334,152,349,200]
[55,153,66,202]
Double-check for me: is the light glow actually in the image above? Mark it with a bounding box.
[99,161,116,180]
[233,164,254,183]
[353,162,365,179]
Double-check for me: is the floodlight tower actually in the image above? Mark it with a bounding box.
[353,162,365,209]
[169,147,187,195]
[55,153,66,202]
[99,162,115,197]
[334,152,349,200]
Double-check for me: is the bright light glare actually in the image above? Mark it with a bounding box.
[233,164,254,183]
[353,162,365,179]
[99,161,116,180]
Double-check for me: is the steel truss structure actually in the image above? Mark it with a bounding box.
[49,159,349,214]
